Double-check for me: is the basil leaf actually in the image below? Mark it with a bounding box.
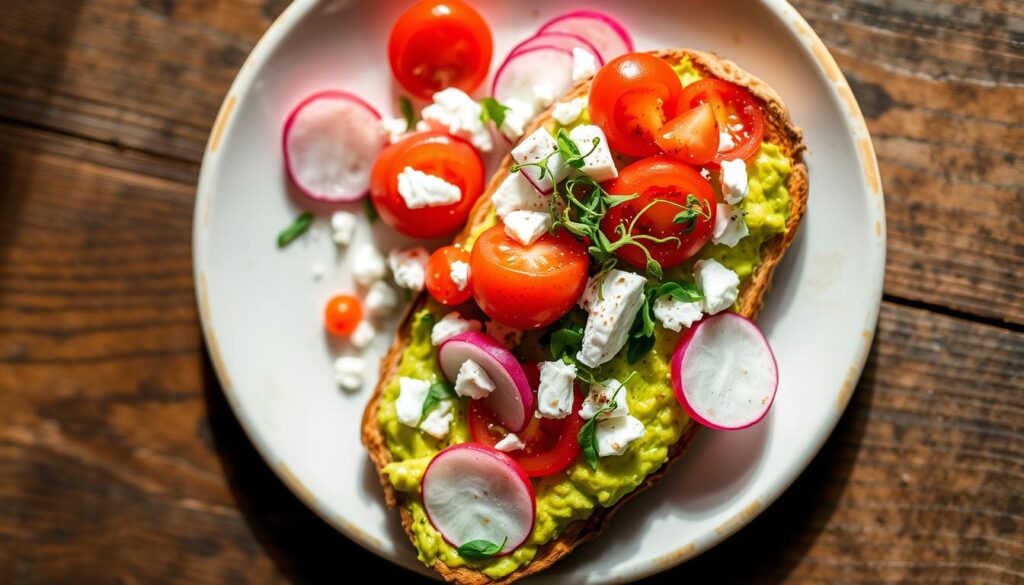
[653,281,703,303]
[627,334,656,364]
[479,97,511,127]
[577,416,600,469]
[363,197,378,223]
[419,381,456,425]
[457,536,507,560]
[641,295,655,337]
[550,326,584,360]
[399,96,417,131]
[277,213,314,248]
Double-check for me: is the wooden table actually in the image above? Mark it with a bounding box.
[2,1,1021,583]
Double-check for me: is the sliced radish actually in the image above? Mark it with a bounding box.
[422,443,535,556]
[537,10,634,62]
[282,90,383,203]
[492,46,575,109]
[438,332,534,432]
[509,32,604,67]
[671,312,779,431]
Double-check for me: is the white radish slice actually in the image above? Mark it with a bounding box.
[422,443,535,556]
[282,90,384,203]
[438,332,534,432]
[671,312,779,430]
[491,46,575,109]
[537,10,634,62]
[509,32,604,67]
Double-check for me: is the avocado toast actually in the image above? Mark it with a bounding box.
[362,48,807,584]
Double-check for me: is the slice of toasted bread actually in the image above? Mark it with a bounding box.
[361,48,808,585]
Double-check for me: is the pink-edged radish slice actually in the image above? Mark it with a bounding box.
[671,312,779,431]
[537,10,633,62]
[422,443,535,556]
[508,32,604,67]
[491,46,575,109]
[438,332,535,432]
[282,90,384,203]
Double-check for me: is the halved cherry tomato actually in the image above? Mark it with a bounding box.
[470,224,588,330]
[589,53,683,158]
[469,363,583,477]
[425,245,472,306]
[324,294,362,336]
[677,79,765,164]
[601,156,717,270]
[388,0,493,100]
[655,103,720,165]
[370,132,484,239]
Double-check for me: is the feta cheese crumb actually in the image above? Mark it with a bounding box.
[330,210,358,245]
[700,167,712,181]
[381,117,409,144]
[494,432,526,452]
[350,320,375,349]
[569,125,618,182]
[388,247,429,290]
[364,281,398,317]
[712,203,749,248]
[396,377,452,439]
[511,128,570,193]
[454,359,495,399]
[419,399,454,439]
[652,295,703,332]
[579,379,629,420]
[577,270,647,368]
[485,320,523,349]
[499,98,535,141]
[720,158,749,204]
[694,259,740,315]
[532,84,556,109]
[449,260,470,291]
[420,88,493,152]
[310,263,325,280]
[333,356,364,391]
[718,131,736,153]
[571,47,598,82]
[596,415,645,457]
[503,210,552,246]
[537,360,577,419]
[351,243,387,286]
[552,97,587,126]
[396,167,462,209]
[430,311,482,346]
[491,172,549,218]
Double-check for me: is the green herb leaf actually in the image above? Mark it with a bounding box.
[550,326,584,360]
[399,96,417,131]
[645,259,664,280]
[419,381,456,425]
[627,334,656,364]
[641,295,655,337]
[457,536,507,560]
[479,97,511,127]
[363,198,378,223]
[653,281,703,303]
[577,389,621,468]
[277,213,314,248]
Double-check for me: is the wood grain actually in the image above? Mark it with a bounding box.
[1,0,1022,584]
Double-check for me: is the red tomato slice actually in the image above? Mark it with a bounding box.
[677,79,765,164]
[601,156,717,270]
[469,363,584,477]
[388,0,493,100]
[370,132,484,239]
[589,53,683,158]
[425,245,472,306]
[470,224,588,330]
[655,103,720,166]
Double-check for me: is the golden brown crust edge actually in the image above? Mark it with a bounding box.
[360,48,807,585]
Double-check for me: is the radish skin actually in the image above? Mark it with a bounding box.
[537,10,634,62]
[491,46,576,111]
[508,32,604,67]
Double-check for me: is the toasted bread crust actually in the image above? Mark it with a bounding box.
[361,48,807,584]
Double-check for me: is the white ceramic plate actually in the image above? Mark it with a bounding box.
[193,0,885,581]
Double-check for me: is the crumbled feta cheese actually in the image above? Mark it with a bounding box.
[652,295,703,332]
[396,167,462,209]
[351,243,387,286]
[494,432,526,452]
[552,97,587,126]
[537,360,577,419]
[694,259,740,315]
[454,359,495,399]
[569,125,618,182]
[700,167,712,181]
[311,263,325,280]
[511,128,570,193]
[420,88,493,152]
[503,210,551,246]
[364,281,398,317]
[388,247,429,290]
[532,84,556,109]
[333,356,364,391]
[330,210,358,245]
[485,320,523,349]
[381,116,409,144]
[449,260,470,291]
[720,158,749,204]
[579,379,629,420]
[430,311,482,345]
[395,377,453,439]
[419,399,454,439]
[577,270,648,368]
[596,415,645,457]
[491,172,549,218]
[571,47,598,82]
[350,320,375,349]
[499,98,535,141]
[712,203,749,248]
[718,131,736,153]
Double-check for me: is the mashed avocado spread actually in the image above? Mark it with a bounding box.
[378,59,792,578]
